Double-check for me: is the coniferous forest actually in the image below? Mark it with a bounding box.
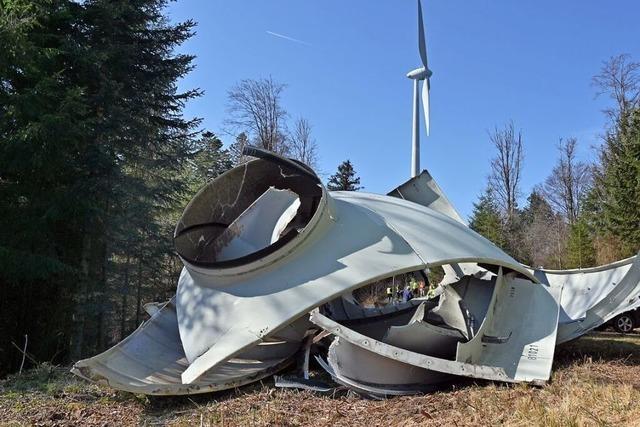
[0,0,233,376]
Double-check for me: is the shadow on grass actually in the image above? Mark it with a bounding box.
[141,370,349,417]
[0,363,144,407]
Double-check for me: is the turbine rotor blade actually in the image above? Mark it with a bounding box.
[417,0,428,68]
[422,78,430,136]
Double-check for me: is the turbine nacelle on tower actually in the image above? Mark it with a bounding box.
[406,67,432,80]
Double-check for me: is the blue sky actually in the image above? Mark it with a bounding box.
[167,0,640,219]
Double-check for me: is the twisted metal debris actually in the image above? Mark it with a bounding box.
[72,147,640,397]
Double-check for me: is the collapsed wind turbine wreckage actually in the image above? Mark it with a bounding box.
[72,146,640,397]
[72,1,640,397]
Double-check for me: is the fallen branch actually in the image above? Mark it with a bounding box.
[19,335,28,374]
[11,338,36,370]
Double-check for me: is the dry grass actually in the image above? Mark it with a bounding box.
[2,331,640,426]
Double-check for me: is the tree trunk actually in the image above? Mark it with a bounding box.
[135,255,143,325]
[120,255,131,340]
[97,238,108,351]
[70,233,91,361]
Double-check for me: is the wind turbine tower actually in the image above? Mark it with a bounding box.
[408,0,432,177]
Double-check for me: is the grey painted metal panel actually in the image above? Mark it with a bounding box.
[537,259,634,323]
[386,173,493,283]
[441,263,488,286]
[384,303,466,358]
[429,283,470,339]
[450,275,496,336]
[387,170,465,224]
[325,296,421,322]
[71,300,306,395]
[316,354,439,397]
[548,254,640,343]
[456,270,560,382]
[328,338,445,386]
[309,308,513,382]
[331,192,537,282]
[339,306,424,341]
[322,302,465,396]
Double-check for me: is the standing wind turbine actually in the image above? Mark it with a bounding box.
[408,0,432,177]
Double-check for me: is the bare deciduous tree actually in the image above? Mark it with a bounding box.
[521,191,567,269]
[592,54,640,124]
[225,77,289,154]
[289,117,318,169]
[541,138,592,224]
[488,121,524,222]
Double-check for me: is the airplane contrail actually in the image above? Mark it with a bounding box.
[266,30,311,46]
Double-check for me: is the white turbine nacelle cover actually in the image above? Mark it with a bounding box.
[406,67,432,80]
[71,147,640,397]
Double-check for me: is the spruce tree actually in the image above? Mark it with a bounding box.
[327,160,363,191]
[565,218,596,269]
[188,131,233,189]
[468,188,505,249]
[72,0,204,356]
[0,0,95,373]
[593,109,640,257]
[0,0,210,371]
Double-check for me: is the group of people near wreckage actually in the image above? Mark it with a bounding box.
[386,275,431,303]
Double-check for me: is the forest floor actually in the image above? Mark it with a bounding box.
[1,331,640,426]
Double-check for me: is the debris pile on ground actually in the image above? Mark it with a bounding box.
[71,148,640,398]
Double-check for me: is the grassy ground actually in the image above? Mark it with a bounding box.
[1,331,640,426]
